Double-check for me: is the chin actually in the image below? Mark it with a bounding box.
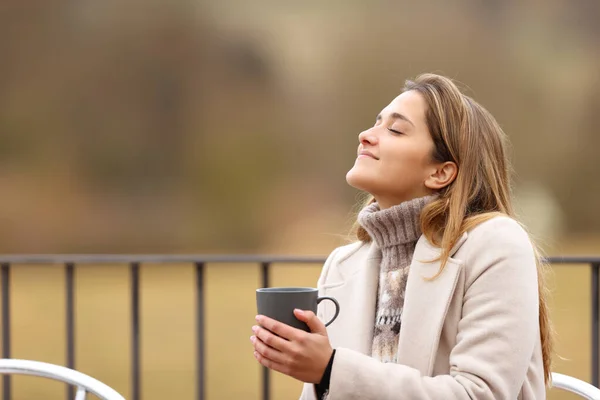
[346,169,374,193]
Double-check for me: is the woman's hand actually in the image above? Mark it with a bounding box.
[250,309,333,384]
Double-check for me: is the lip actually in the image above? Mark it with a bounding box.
[358,150,379,160]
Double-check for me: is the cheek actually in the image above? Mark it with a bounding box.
[386,144,428,169]
[382,145,432,183]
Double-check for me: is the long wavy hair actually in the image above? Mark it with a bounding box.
[353,73,553,383]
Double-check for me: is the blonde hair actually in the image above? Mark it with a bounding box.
[353,73,553,383]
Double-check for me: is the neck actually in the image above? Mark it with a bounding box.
[374,191,436,210]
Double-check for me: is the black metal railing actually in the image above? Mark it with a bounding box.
[0,255,599,400]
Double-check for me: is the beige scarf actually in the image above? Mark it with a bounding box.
[357,195,435,363]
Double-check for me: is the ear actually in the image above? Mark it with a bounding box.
[424,161,458,190]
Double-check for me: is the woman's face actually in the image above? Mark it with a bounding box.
[346,90,442,208]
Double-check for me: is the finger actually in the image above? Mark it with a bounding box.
[293,309,326,334]
[255,315,299,340]
[253,325,292,352]
[254,350,291,377]
[251,336,287,364]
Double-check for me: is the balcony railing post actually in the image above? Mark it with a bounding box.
[131,262,141,400]
[592,263,600,387]
[195,262,205,400]
[260,262,270,400]
[65,263,76,400]
[1,263,11,400]
[261,262,270,290]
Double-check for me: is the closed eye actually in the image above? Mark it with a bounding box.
[387,128,404,135]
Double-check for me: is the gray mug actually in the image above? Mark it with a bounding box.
[256,287,340,332]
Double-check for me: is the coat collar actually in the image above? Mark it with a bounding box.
[332,232,467,280]
[396,232,467,374]
[411,231,468,264]
[325,232,469,374]
[325,242,380,355]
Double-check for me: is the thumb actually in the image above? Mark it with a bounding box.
[294,309,326,334]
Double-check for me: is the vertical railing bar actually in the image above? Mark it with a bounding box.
[592,263,599,387]
[261,262,270,400]
[66,263,76,400]
[195,262,205,400]
[1,263,11,400]
[261,262,269,290]
[131,262,141,400]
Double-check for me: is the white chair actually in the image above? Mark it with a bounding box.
[0,359,126,400]
[552,372,600,400]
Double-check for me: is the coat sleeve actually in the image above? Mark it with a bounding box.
[298,245,343,400]
[326,218,541,399]
[299,383,318,400]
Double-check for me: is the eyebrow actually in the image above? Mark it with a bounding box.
[376,112,415,127]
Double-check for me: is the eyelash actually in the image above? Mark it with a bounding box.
[387,128,403,135]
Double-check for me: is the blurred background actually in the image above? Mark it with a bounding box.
[0,0,599,398]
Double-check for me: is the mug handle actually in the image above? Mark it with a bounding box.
[316,296,340,327]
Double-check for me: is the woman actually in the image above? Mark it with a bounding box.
[250,73,552,399]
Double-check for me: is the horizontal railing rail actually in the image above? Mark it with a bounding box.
[0,255,598,400]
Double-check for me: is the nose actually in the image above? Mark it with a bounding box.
[358,128,378,146]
